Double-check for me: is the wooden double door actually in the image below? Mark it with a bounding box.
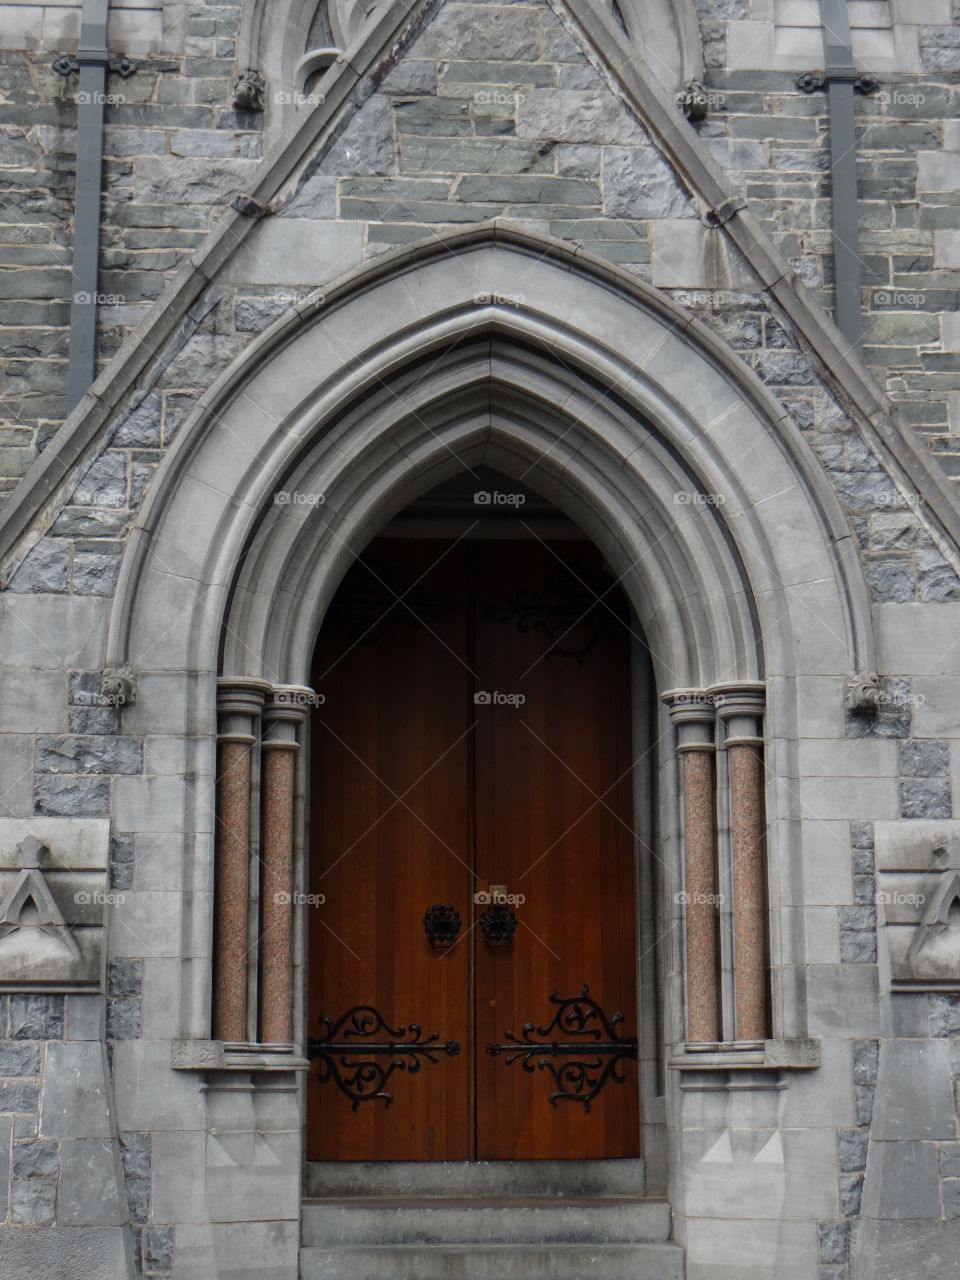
[307,538,639,1161]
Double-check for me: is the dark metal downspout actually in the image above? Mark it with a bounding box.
[54,4,139,411]
[65,0,110,412]
[54,0,139,411]
[800,0,877,353]
[821,0,863,351]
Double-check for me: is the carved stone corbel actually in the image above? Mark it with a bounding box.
[676,79,709,121]
[844,672,881,714]
[100,665,137,707]
[233,67,265,112]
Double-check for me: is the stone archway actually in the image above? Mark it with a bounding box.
[103,225,872,1253]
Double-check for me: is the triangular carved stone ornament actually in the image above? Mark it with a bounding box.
[0,836,80,959]
[889,838,960,985]
[906,840,960,968]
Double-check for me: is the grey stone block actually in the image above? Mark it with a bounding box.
[9,995,64,1041]
[279,172,337,219]
[12,1138,58,1178]
[851,822,875,848]
[941,1144,960,1178]
[111,391,162,447]
[929,995,960,1038]
[0,1079,39,1113]
[853,874,876,905]
[840,906,877,931]
[109,833,135,893]
[0,1114,9,1200]
[36,735,143,776]
[58,1138,124,1226]
[402,135,553,175]
[68,703,122,734]
[603,146,691,219]
[70,450,127,508]
[72,548,123,597]
[855,1087,875,1128]
[918,551,960,602]
[409,4,541,60]
[817,1220,849,1264]
[900,778,952,819]
[34,774,111,817]
[125,1176,150,1225]
[106,998,142,1041]
[7,539,70,594]
[0,1226,130,1278]
[107,959,142,998]
[11,1176,57,1224]
[317,95,395,177]
[863,1140,943,1220]
[65,995,102,1041]
[867,560,916,604]
[885,993,929,1037]
[899,740,949,778]
[234,296,296,333]
[135,156,256,204]
[840,1174,864,1217]
[838,1129,869,1173]
[144,1224,174,1272]
[380,60,437,95]
[557,144,601,178]
[854,1040,880,1087]
[119,1131,151,1182]
[0,1042,40,1075]
[40,1042,111,1139]
[871,1040,957,1141]
[840,931,877,963]
[12,1115,38,1140]
[942,1179,960,1219]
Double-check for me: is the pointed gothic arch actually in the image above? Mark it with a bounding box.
[103,225,871,1069]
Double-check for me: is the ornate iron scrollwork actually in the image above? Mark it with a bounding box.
[479,903,517,946]
[482,562,628,667]
[308,1006,459,1111]
[423,904,461,949]
[486,985,637,1111]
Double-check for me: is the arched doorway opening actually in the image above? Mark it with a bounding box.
[304,469,660,1165]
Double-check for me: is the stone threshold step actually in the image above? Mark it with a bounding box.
[301,1198,673,1246]
[299,1241,685,1280]
[305,1159,646,1199]
[303,1195,664,1207]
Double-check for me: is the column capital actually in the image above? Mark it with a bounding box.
[661,688,716,750]
[708,681,765,746]
[262,685,314,750]
[217,678,271,744]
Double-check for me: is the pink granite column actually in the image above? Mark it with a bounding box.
[259,688,309,1046]
[663,690,720,1045]
[712,683,768,1043]
[213,680,268,1043]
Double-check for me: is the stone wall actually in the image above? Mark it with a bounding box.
[4,0,960,607]
[0,0,259,506]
